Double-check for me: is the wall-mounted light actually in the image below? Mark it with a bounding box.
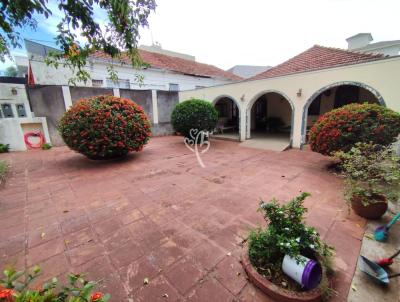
[297,88,302,97]
[11,88,18,95]
[240,94,245,102]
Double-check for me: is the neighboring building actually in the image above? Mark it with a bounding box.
[180,45,400,150]
[0,77,51,151]
[15,40,241,91]
[346,33,400,56]
[227,65,271,79]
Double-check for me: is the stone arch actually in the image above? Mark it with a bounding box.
[301,81,386,145]
[212,95,242,140]
[246,90,295,146]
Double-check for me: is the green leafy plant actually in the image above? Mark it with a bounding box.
[248,192,334,292]
[58,95,151,160]
[0,266,110,302]
[171,99,218,139]
[0,161,8,185]
[0,144,10,153]
[309,103,400,155]
[41,143,52,150]
[335,142,400,206]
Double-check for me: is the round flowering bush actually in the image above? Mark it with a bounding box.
[309,103,400,155]
[58,95,151,159]
[171,99,218,138]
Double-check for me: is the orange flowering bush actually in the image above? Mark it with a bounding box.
[309,103,400,155]
[0,266,110,302]
[59,95,151,159]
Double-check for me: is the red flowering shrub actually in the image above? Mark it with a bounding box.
[59,95,151,159]
[309,103,400,155]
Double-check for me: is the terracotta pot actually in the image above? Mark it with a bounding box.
[241,246,326,302]
[351,194,388,219]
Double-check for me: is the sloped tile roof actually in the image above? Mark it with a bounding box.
[91,50,242,81]
[249,45,385,80]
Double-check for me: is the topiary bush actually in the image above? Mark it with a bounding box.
[58,95,151,159]
[309,103,400,155]
[171,99,218,138]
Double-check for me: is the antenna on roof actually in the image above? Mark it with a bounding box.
[150,29,154,45]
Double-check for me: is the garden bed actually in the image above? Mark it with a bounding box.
[241,245,324,302]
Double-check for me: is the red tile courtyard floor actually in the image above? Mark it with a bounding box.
[0,136,365,301]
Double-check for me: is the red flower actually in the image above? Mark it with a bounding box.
[91,292,103,301]
[0,289,14,300]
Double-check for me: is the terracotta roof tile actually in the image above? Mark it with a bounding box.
[91,50,242,81]
[249,45,385,81]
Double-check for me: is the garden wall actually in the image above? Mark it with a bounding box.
[27,86,66,146]
[27,85,178,146]
[70,87,113,103]
[154,91,178,136]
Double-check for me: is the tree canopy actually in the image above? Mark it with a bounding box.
[4,65,18,76]
[0,0,156,83]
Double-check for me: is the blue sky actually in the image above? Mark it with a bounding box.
[2,0,400,71]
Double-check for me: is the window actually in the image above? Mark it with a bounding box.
[16,104,27,117]
[169,83,179,91]
[106,78,130,89]
[1,103,14,118]
[92,79,103,87]
[308,95,321,115]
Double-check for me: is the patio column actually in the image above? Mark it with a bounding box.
[239,107,247,141]
[246,107,251,139]
[291,106,303,148]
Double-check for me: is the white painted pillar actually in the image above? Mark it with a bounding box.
[151,90,159,124]
[61,86,73,110]
[239,107,247,142]
[246,108,251,139]
[113,88,120,97]
[291,106,304,148]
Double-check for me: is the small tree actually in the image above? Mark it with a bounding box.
[0,0,156,84]
[4,66,17,77]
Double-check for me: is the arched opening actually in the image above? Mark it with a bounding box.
[246,91,293,151]
[302,82,385,145]
[213,96,240,141]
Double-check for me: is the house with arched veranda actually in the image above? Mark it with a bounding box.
[179,45,400,150]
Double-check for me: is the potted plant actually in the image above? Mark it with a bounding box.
[242,192,334,302]
[335,142,400,219]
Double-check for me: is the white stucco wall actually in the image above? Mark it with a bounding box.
[0,83,51,151]
[179,56,400,148]
[29,58,233,91]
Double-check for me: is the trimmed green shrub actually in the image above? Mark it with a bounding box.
[171,99,218,138]
[58,95,151,159]
[309,103,400,155]
[0,144,9,153]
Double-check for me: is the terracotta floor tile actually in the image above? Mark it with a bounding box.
[27,238,65,266]
[0,137,361,301]
[164,256,205,295]
[186,277,234,302]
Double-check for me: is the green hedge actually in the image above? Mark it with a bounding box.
[171,99,218,138]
